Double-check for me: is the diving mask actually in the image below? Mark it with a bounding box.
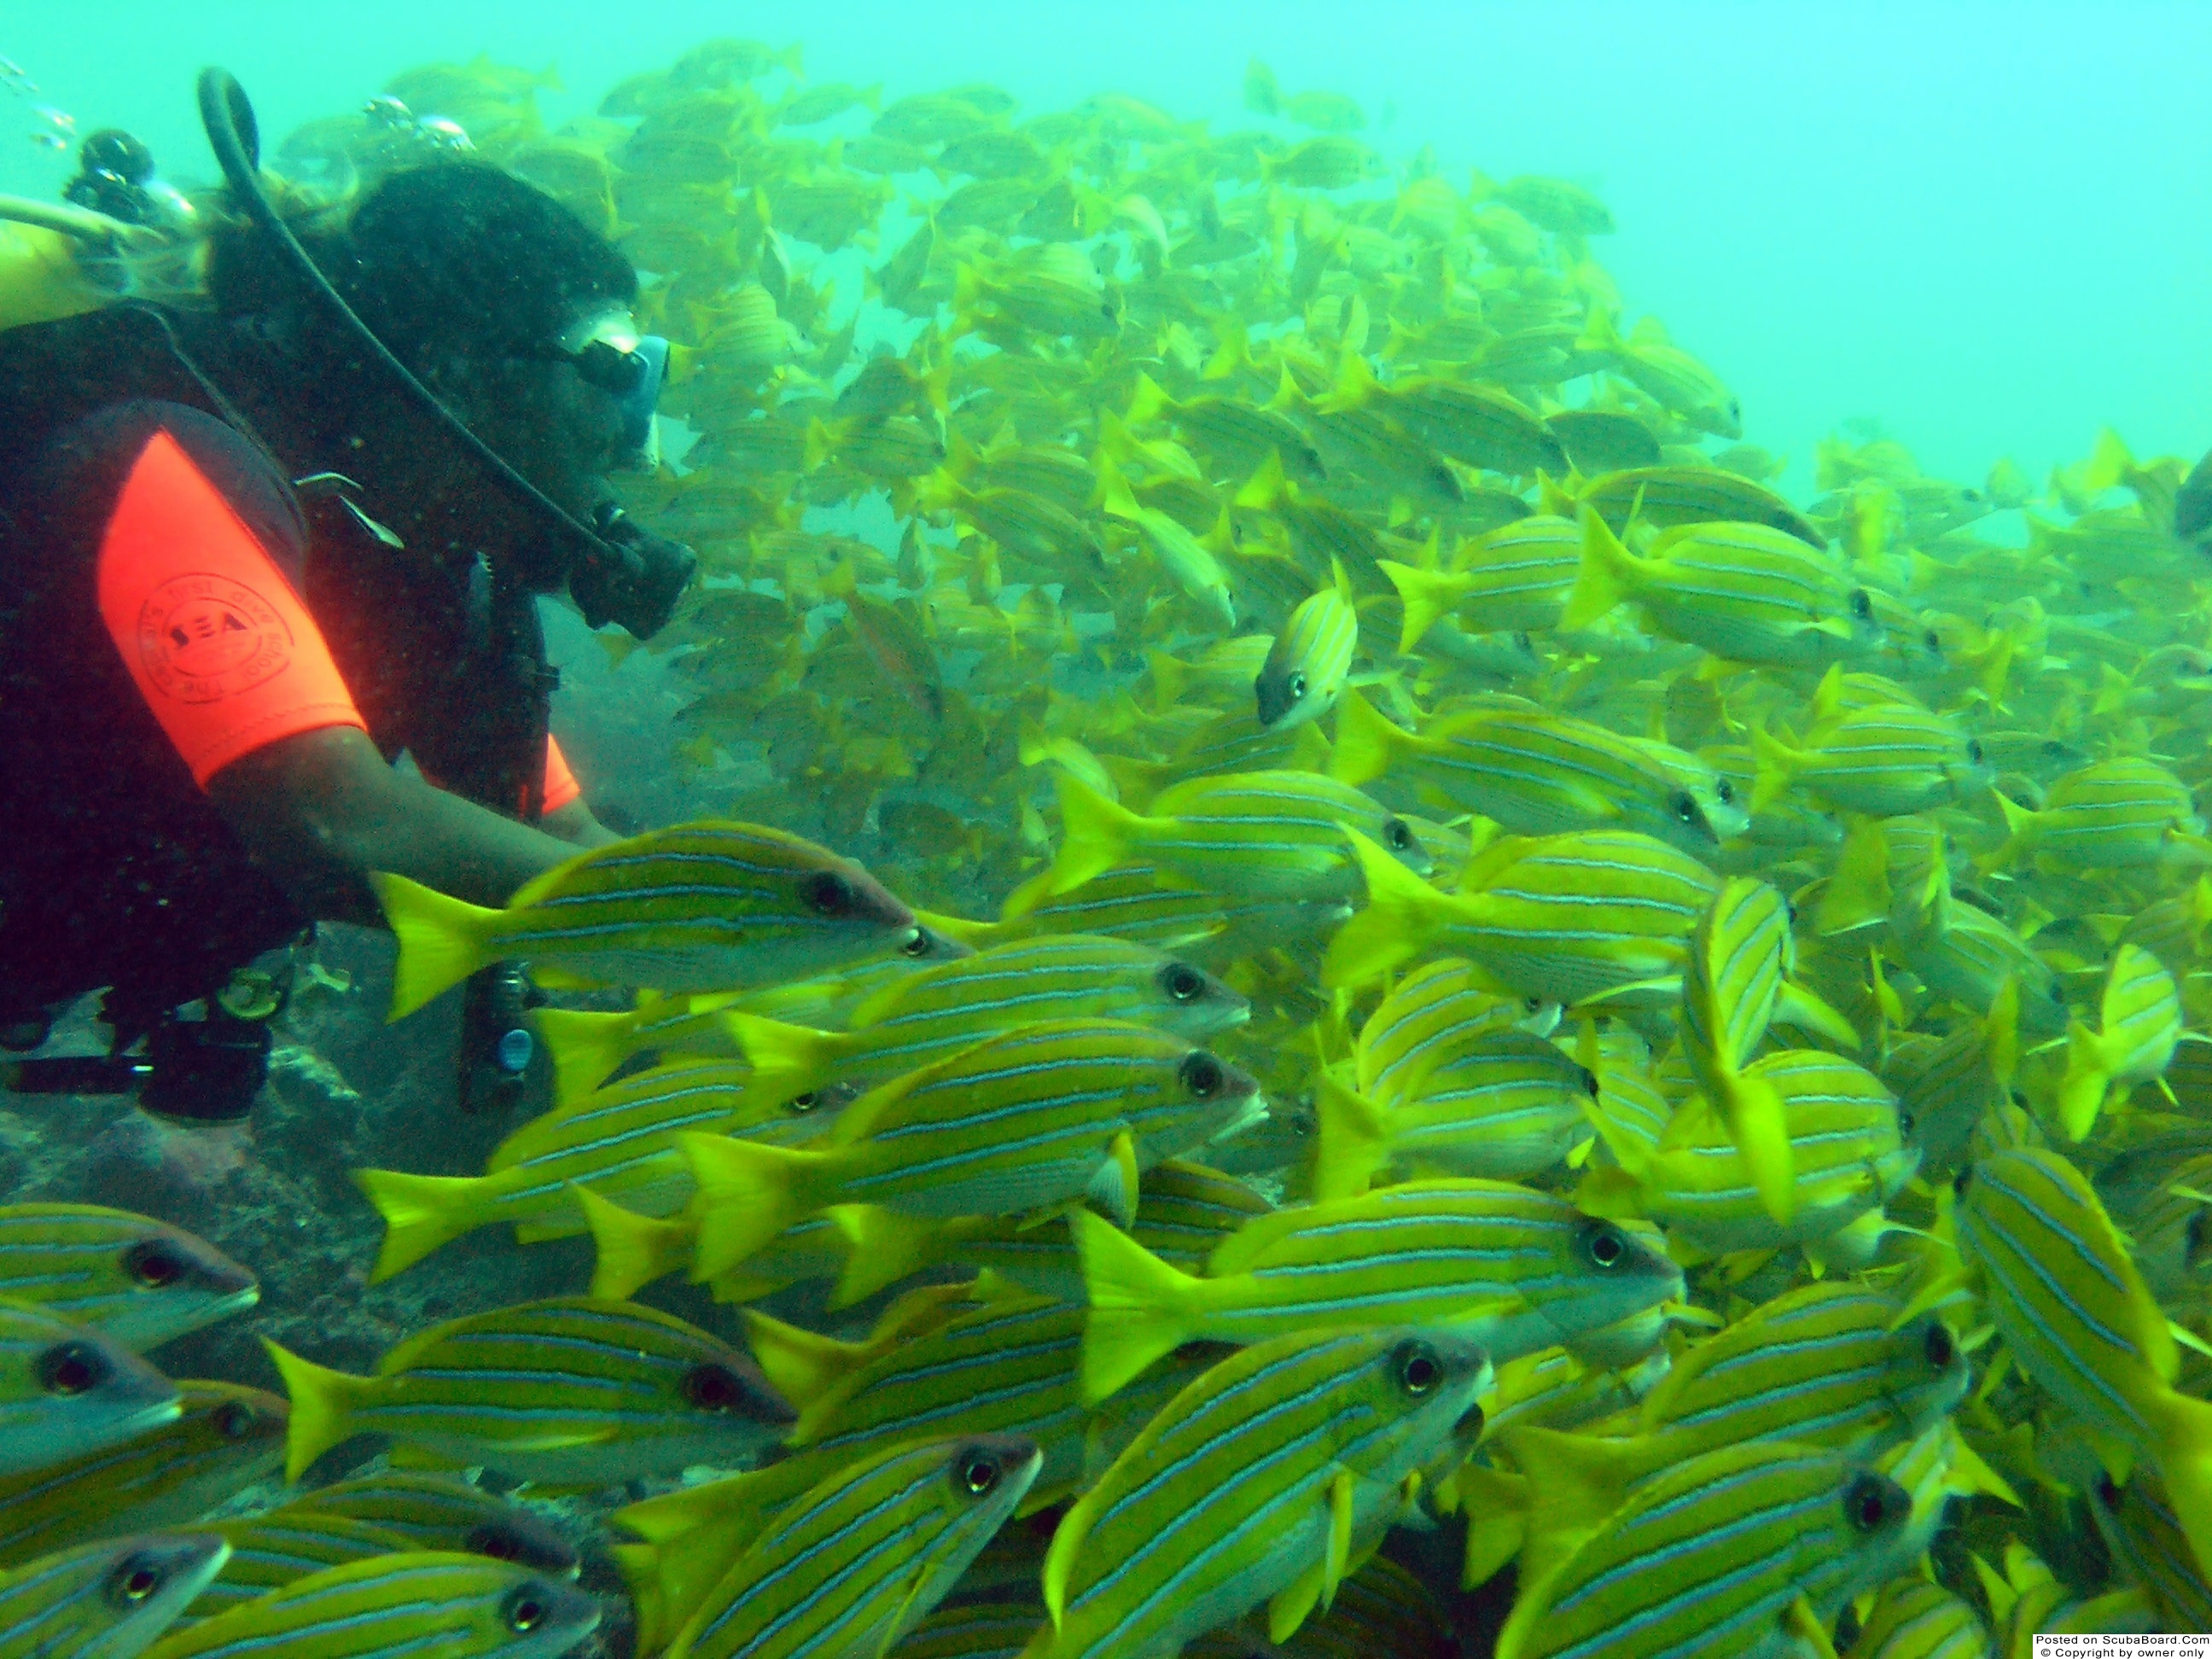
[557,309,667,467]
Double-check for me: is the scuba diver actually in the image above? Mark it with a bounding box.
[0,73,697,1125]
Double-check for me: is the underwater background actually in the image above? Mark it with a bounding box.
[7,0,2211,493]
[6,7,2212,1657]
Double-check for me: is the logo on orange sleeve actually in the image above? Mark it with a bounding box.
[137,572,294,702]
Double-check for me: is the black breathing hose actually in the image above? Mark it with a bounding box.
[194,67,615,567]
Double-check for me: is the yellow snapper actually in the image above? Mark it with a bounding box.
[1326,828,1718,1010]
[1567,508,1882,671]
[1037,770,1432,905]
[371,822,917,1018]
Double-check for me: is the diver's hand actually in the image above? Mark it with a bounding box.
[570,507,695,637]
[208,727,594,923]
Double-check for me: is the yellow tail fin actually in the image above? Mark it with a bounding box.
[1326,688,1402,789]
[1981,789,2039,876]
[1502,1423,1660,1585]
[725,1012,846,1102]
[1380,559,1468,655]
[533,1008,637,1107]
[613,1458,830,1651]
[1319,829,1447,991]
[1773,982,1859,1049]
[1711,1068,1797,1226]
[369,873,497,1022]
[576,1185,696,1299]
[1313,1072,1395,1202]
[1561,503,1635,632]
[261,1337,378,1481]
[742,1308,878,1425]
[2056,1022,2112,1143]
[1071,1210,1206,1405]
[682,1133,836,1279]
[352,1167,486,1283]
[1125,370,1171,427]
[1748,720,1807,816]
[1455,1464,1529,1589]
[828,1204,950,1307]
[1045,771,1147,898]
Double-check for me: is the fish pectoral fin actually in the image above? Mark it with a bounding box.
[1267,1560,1328,1644]
[1085,1132,1142,1228]
[1324,1468,1354,1604]
[1782,1593,1840,1659]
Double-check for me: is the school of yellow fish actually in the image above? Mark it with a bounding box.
[9,32,2212,1659]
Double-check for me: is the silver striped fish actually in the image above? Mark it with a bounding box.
[1255,582,1357,731]
[1332,693,1745,857]
[0,1301,179,1477]
[1035,1327,1490,1659]
[1040,770,1433,905]
[0,1206,255,1352]
[668,1435,1040,1659]
[0,1534,228,1659]
[142,1551,598,1659]
[374,821,917,1019]
[1494,1440,1918,1659]
[0,1381,284,1570]
[684,1019,1266,1275]
[1075,1178,1680,1403]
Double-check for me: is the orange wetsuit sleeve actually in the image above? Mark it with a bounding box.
[542,736,582,814]
[96,427,366,789]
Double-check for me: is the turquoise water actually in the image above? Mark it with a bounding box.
[5,1,2209,490]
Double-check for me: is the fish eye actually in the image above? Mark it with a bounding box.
[1923,629,1943,655]
[2187,1208,2212,1263]
[465,1525,528,1563]
[1582,1223,1627,1269]
[1842,1473,1901,1533]
[1923,1319,1955,1370]
[1286,672,1308,701]
[1514,632,1534,651]
[1965,740,1985,765]
[1849,590,1874,620]
[1179,1052,1225,1097]
[1394,1340,1442,1395]
[899,928,934,958]
[122,1241,184,1289]
[502,1587,549,1633]
[36,1342,105,1396]
[2098,1472,2125,1510]
[1895,1109,1916,1138]
[959,1452,1004,1496]
[803,871,855,916]
[789,1091,819,1112]
[108,1557,166,1605]
[1524,996,1545,1014]
[1669,789,1700,825]
[1577,1066,1600,1098]
[1383,818,1414,851]
[1714,779,1737,806]
[214,1401,257,1439]
[1161,963,1208,1002]
[1962,487,1983,503]
[1953,1167,1974,1197]
[682,1363,748,1412]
